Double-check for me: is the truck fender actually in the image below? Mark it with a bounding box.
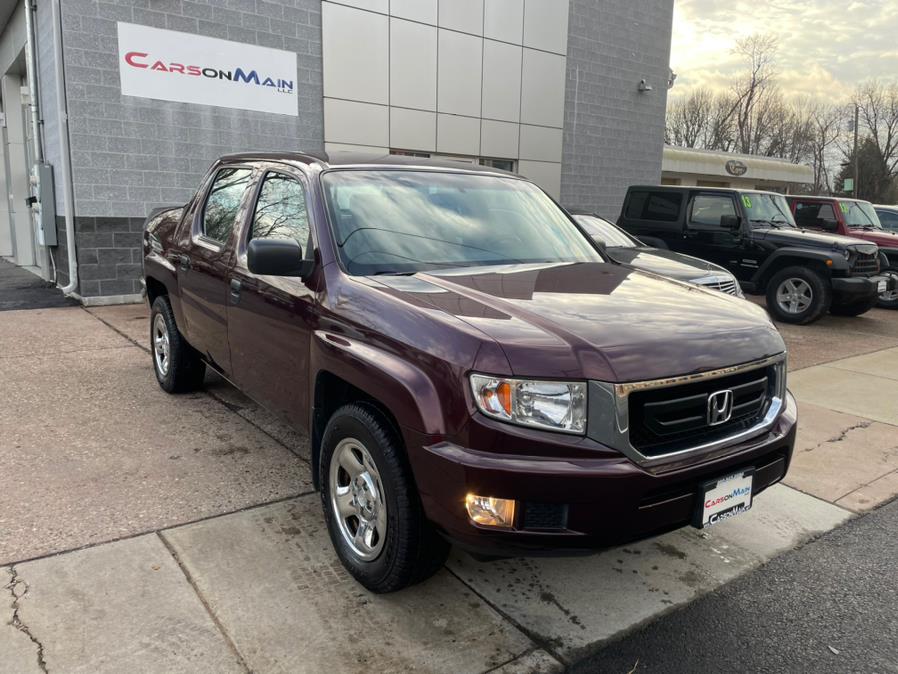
[310,329,446,431]
[878,248,898,270]
[752,247,847,287]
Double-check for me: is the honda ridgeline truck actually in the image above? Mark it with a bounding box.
[143,154,797,592]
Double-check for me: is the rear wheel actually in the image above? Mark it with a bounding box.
[320,403,449,593]
[765,266,831,324]
[830,295,879,317]
[150,296,206,393]
[877,268,898,309]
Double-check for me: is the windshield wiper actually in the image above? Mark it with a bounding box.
[750,219,783,229]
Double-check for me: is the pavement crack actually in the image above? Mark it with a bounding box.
[803,421,873,452]
[5,566,49,673]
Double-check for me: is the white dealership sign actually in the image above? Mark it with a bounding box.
[117,22,298,116]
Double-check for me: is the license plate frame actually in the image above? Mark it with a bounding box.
[692,468,754,528]
[878,280,888,293]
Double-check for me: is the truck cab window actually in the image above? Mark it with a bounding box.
[251,172,311,253]
[689,195,736,227]
[202,168,253,243]
[794,203,836,230]
[625,191,682,222]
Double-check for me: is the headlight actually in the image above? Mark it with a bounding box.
[469,374,587,434]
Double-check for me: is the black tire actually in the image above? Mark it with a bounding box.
[150,295,206,393]
[830,295,879,317]
[319,403,449,593]
[765,266,831,324]
[876,267,898,309]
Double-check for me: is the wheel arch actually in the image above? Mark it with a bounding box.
[753,250,836,290]
[308,332,448,489]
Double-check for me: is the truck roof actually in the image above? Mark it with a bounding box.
[216,151,514,176]
[627,185,786,198]
[786,194,874,206]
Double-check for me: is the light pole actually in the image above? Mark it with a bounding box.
[853,104,859,198]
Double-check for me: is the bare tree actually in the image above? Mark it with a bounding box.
[854,81,898,177]
[729,34,780,154]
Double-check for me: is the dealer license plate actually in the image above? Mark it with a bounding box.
[878,280,888,293]
[694,469,754,528]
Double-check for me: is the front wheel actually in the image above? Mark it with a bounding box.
[320,404,449,593]
[765,266,831,324]
[877,268,898,309]
[830,295,879,317]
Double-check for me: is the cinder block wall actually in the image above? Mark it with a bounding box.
[560,0,673,219]
[51,0,324,298]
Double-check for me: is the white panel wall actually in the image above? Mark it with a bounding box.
[484,0,524,43]
[391,0,437,24]
[481,40,522,122]
[321,0,570,197]
[322,3,388,104]
[390,19,437,110]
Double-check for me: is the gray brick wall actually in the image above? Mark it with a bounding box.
[52,0,324,297]
[560,0,674,219]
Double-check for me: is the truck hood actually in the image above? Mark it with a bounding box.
[753,227,876,252]
[372,262,783,382]
[607,246,730,282]
[842,227,898,250]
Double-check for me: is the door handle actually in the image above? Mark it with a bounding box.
[230,278,242,304]
[178,254,191,271]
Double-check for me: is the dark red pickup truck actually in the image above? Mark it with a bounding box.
[143,153,796,592]
[787,195,898,309]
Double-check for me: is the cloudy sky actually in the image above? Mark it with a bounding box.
[670,0,898,99]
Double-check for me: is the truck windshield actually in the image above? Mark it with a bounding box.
[321,170,603,275]
[840,201,882,229]
[744,193,796,228]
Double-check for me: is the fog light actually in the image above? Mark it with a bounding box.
[465,494,516,528]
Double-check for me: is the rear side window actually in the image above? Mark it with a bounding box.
[794,202,836,229]
[625,190,682,222]
[251,172,311,252]
[202,167,253,243]
[689,195,736,227]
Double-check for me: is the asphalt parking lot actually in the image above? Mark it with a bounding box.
[2,300,897,672]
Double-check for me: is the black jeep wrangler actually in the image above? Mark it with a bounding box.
[617,186,891,324]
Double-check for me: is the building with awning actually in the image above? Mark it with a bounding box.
[661,145,813,193]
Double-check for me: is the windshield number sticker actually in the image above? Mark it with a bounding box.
[840,203,850,214]
[742,195,752,209]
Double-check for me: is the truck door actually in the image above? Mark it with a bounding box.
[684,192,745,278]
[226,168,316,424]
[179,166,254,376]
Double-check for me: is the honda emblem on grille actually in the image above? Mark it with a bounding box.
[707,389,734,426]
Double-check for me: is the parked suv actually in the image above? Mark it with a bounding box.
[873,205,898,233]
[787,196,898,309]
[570,212,744,297]
[617,186,891,323]
[143,154,796,592]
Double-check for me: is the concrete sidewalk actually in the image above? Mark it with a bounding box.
[2,304,897,673]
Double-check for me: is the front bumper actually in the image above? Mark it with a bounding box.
[407,391,797,556]
[832,275,892,300]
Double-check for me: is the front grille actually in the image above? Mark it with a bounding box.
[696,277,739,296]
[628,365,774,457]
[850,252,879,276]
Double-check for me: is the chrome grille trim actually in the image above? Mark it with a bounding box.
[587,354,787,469]
[690,274,740,296]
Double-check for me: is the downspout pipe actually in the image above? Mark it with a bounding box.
[50,0,77,295]
[23,0,42,162]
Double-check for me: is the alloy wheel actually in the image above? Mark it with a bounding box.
[776,278,813,314]
[329,437,387,561]
[153,313,171,376]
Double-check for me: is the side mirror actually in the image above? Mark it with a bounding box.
[720,215,742,231]
[820,219,839,232]
[247,238,312,277]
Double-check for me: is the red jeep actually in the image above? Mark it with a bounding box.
[786,196,898,309]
